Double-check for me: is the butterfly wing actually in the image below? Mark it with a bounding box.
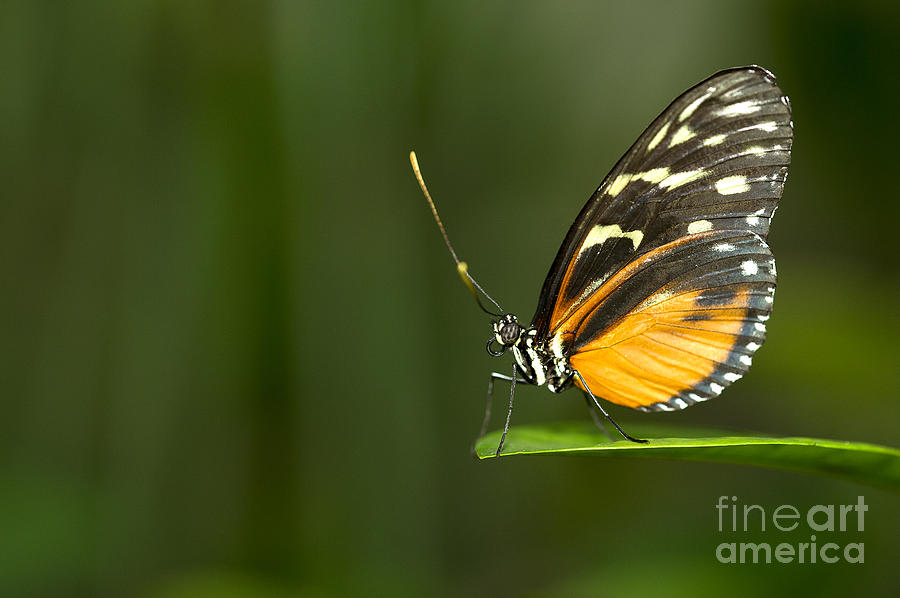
[532,66,792,410]
[565,230,776,410]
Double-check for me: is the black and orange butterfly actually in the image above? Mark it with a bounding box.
[412,66,792,455]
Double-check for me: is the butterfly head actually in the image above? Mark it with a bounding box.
[487,314,522,356]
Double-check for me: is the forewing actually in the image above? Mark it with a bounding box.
[563,230,776,411]
[532,66,792,338]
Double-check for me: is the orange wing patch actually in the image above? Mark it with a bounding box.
[570,285,757,409]
[550,233,703,337]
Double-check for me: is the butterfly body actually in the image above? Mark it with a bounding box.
[491,314,574,392]
[512,326,574,393]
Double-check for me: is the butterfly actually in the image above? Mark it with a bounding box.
[411,66,792,455]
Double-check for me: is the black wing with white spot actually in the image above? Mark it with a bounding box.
[531,66,792,339]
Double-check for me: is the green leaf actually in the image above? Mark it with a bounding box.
[475,422,900,492]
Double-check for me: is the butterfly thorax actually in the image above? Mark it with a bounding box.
[492,314,574,393]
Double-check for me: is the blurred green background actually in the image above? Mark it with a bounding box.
[1,1,898,596]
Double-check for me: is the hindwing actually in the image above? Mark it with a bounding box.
[564,230,776,410]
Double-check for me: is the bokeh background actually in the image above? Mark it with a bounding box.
[2,1,899,596]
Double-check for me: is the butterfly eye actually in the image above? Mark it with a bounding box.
[494,315,521,346]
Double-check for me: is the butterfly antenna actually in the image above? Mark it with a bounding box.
[410,151,504,316]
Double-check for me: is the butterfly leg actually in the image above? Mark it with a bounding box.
[582,393,613,441]
[573,370,648,444]
[495,364,518,456]
[473,367,527,457]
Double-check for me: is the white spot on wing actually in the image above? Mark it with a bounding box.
[741,260,758,276]
[739,355,753,366]
[660,168,704,190]
[733,122,780,137]
[687,220,713,234]
[746,342,761,352]
[713,243,735,252]
[647,122,670,152]
[668,125,695,147]
[673,398,688,409]
[607,173,632,197]
[579,224,644,256]
[754,322,767,332]
[679,92,712,122]
[636,167,670,184]
[689,393,706,403]
[724,372,742,382]
[704,134,727,147]
[716,175,750,195]
[657,403,673,411]
[709,382,724,395]
[718,100,761,117]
